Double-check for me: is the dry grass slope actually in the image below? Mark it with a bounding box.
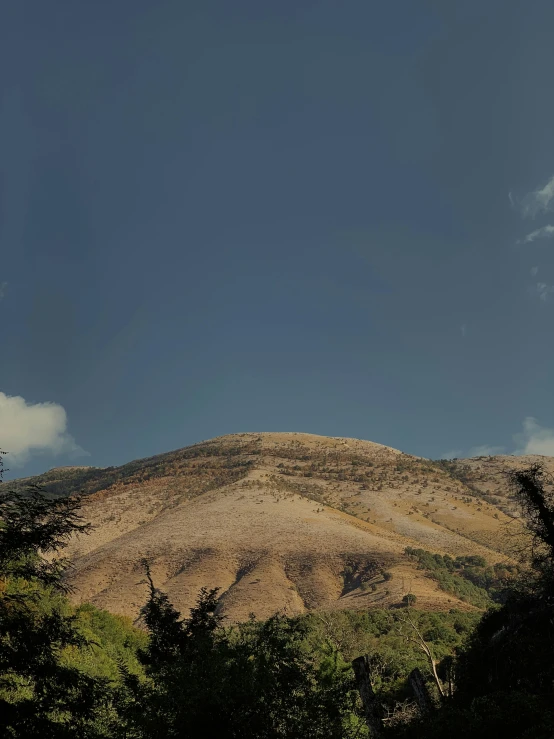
[7,432,552,623]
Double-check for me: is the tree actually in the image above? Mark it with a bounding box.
[453,464,554,702]
[0,452,112,738]
[509,463,554,565]
[387,465,554,738]
[118,565,364,738]
[395,607,444,701]
[401,594,417,607]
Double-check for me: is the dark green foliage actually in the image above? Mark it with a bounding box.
[70,604,147,680]
[117,571,364,738]
[509,463,554,564]
[404,547,518,607]
[302,608,479,710]
[390,691,554,739]
[0,455,112,738]
[0,486,91,586]
[452,466,554,703]
[389,464,554,738]
[454,592,554,700]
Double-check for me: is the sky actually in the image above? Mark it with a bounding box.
[2,0,554,479]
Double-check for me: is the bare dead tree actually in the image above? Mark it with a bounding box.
[365,651,395,691]
[381,698,420,729]
[396,608,445,699]
[314,612,344,651]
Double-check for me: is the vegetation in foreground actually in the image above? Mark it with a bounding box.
[0,450,553,737]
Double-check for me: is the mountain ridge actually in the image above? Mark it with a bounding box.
[4,432,548,622]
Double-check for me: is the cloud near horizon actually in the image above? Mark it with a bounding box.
[513,417,554,456]
[468,444,506,457]
[516,175,554,219]
[442,417,554,459]
[0,391,88,467]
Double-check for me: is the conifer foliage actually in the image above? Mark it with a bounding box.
[0,452,111,738]
[117,565,361,738]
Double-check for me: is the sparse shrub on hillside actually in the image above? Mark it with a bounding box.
[404,548,518,607]
[340,558,382,594]
[9,441,259,501]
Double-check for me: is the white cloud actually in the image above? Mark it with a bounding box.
[0,282,7,299]
[531,266,539,276]
[518,175,554,218]
[443,418,554,461]
[468,444,505,457]
[519,224,554,244]
[440,449,463,460]
[460,323,467,338]
[514,417,554,456]
[0,391,88,467]
[533,282,554,302]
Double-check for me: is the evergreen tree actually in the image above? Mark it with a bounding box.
[118,565,363,738]
[0,452,112,738]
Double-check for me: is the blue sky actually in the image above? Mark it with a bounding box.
[2,0,554,479]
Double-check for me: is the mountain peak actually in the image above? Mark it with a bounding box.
[8,432,548,623]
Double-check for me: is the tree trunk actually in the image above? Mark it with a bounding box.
[408,667,434,714]
[352,655,383,738]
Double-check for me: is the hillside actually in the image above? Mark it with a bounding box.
[4,432,549,622]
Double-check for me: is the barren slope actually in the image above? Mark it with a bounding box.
[6,433,548,622]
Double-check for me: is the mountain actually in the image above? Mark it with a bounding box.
[5,432,550,622]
